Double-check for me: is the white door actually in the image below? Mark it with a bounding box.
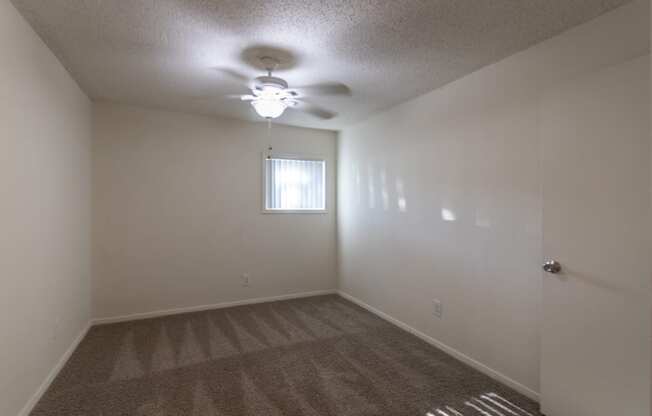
[540,55,650,416]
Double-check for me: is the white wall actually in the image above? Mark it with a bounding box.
[337,0,649,398]
[0,2,92,415]
[93,103,337,319]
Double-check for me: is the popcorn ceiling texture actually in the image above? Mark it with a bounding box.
[11,0,630,130]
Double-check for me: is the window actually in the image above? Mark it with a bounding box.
[263,155,326,212]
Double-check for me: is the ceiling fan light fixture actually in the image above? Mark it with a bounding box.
[251,98,287,119]
[226,60,339,120]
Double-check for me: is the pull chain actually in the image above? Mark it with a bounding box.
[266,118,272,159]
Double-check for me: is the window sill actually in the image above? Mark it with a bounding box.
[262,209,328,214]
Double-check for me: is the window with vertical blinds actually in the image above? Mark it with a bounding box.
[264,156,326,212]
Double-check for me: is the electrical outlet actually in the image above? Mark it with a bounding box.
[433,299,443,318]
[241,273,250,287]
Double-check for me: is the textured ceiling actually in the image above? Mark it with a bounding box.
[12,0,631,130]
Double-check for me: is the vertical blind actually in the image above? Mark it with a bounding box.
[265,157,326,210]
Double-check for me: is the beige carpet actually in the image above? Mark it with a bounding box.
[31,295,540,415]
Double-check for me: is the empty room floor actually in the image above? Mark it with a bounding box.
[31,295,538,416]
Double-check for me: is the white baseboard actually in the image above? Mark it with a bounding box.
[92,289,338,325]
[337,290,540,402]
[18,322,91,416]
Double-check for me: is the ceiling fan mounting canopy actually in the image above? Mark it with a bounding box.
[258,56,280,72]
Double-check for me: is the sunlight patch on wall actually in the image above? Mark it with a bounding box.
[380,169,390,211]
[396,178,407,213]
[441,208,456,222]
[367,163,376,209]
[475,208,492,228]
[353,163,361,207]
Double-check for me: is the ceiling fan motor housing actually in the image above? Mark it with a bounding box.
[253,76,288,93]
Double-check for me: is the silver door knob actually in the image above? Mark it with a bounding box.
[542,260,562,274]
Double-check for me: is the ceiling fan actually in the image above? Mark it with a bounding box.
[222,56,350,120]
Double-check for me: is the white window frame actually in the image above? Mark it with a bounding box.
[261,152,328,214]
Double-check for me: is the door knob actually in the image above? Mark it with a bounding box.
[542,260,562,274]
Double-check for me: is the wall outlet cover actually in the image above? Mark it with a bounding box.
[433,299,443,318]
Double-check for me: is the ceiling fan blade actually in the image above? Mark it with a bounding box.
[289,83,351,97]
[191,93,250,102]
[210,67,251,86]
[291,101,337,120]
